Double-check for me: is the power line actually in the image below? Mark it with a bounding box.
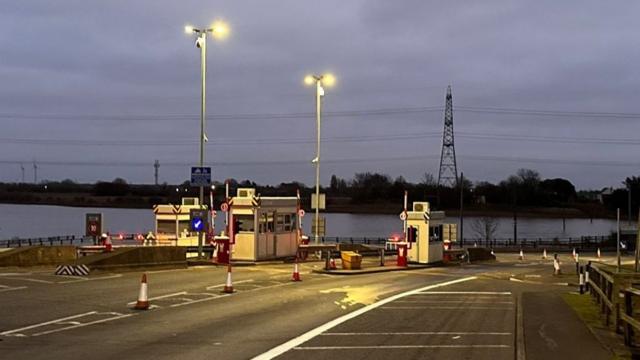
[1,154,638,168]
[2,130,639,147]
[2,104,640,123]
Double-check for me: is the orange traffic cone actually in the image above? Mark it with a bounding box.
[104,235,113,252]
[519,249,524,261]
[134,273,150,310]
[329,257,337,270]
[292,261,301,281]
[597,248,601,259]
[542,249,547,260]
[223,264,234,293]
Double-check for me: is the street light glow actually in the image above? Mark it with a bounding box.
[322,73,336,87]
[304,75,315,86]
[211,20,230,40]
[184,25,194,34]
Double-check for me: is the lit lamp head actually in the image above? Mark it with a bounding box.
[211,20,230,40]
[184,25,195,34]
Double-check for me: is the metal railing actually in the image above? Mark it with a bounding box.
[319,237,388,245]
[0,235,88,248]
[467,235,612,251]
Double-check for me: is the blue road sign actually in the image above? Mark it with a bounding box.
[190,167,212,187]
[191,217,204,232]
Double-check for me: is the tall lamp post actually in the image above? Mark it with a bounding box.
[185,21,229,258]
[304,73,335,244]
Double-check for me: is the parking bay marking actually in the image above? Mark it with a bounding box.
[0,284,27,293]
[251,276,478,360]
[0,311,134,337]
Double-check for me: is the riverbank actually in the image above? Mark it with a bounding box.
[0,193,614,220]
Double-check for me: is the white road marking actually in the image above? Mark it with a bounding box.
[0,277,53,284]
[414,291,512,295]
[0,285,27,293]
[394,300,514,304]
[251,276,477,360]
[321,332,512,336]
[293,345,511,350]
[126,291,187,305]
[31,313,134,337]
[170,293,228,308]
[206,279,254,290]
[0,311,133,337]
[58,274,123,284]
[381,306,513,310]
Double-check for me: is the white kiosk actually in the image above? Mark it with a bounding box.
[406,201,444,264]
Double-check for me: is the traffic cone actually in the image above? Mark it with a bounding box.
[519,249,524,261]
[134,273,150,310]
[104,235,113,252]
[597,248,601,259]
[223,264,234,293]
[292,261,301,281]
[542,249,547,260]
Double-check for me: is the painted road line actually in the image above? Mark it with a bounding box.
[293,345,511,350]
[380,306,514,310]
[0,285,27,293]
[58,274,123,284]
[414,291,512,295]
[31,312,134,337]
[126,291,187,306]
[206,279,254,290]
[321,332,512,336]
[251,276,477,360]
[0,277,53,284]
[1,311,96,336]
[170,293,228,308]
[394,300,514,304]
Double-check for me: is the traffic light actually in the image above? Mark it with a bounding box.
[407,226,417,243]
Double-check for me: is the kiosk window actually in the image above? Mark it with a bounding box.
[236,215,254,232]
[157,220,175,234]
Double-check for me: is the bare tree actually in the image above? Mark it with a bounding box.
[471,217,499,244]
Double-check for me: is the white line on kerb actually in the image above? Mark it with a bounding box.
[294,345,510,350]
[251,276,477,360]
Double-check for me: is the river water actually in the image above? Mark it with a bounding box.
[0,204,617,240]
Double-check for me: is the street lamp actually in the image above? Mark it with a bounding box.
[304,73,336,243]
[185,20,229,258]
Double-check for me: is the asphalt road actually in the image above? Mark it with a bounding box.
[0,255,615,359]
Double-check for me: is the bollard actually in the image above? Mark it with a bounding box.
[380,249,385,266]
[579,266,585,294]
[575,253,580,275]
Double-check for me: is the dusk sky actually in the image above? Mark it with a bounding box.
[1,1,639,189]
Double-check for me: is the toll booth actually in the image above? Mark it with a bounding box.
[152,197,205,246]
[230,188,300,261]
[428,211,457,249]
[406,202,443,264]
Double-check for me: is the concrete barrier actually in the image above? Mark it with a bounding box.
[0,246,77,267]
[75,246,187,271]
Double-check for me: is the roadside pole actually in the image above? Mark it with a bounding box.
[636,207,640,273]
[403,191,408,239]
[617,208,621,273]
[459,172,464,247]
